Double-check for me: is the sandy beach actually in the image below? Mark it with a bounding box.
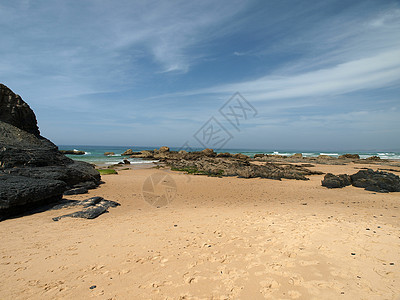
[0,162,399,299]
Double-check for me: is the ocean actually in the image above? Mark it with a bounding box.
[58,145,400,166]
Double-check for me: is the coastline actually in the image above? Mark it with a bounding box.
[1,159,399,299]
[58,145,400,167]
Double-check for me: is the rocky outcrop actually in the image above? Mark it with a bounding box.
[321,173,351,188]
[0,84,101,219]
[0,84,40,136]
[104,152,115,156]
[290,153,303,159]
[350,169,400,193]
[321,169,400,193]
[168,157,322,180]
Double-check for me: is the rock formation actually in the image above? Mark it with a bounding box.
[168,157,322,180]
[0,84,101,220]
[321,169,400,193]
[321,173,352,188]
[350,169,400,193]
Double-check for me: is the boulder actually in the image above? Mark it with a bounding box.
[339,154,360,159]
[321,173,351,188]
[104,152,115,156]
[253,154,265,159]
[290,153,303,159]
[0,84,101,219]
[121,149,134,156]
[350,169,400,193]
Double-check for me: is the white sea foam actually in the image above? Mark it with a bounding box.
[320,153,338,156]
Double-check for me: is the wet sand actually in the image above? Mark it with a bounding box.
[0,163,399,299]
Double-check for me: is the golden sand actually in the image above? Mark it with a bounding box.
[0,163,399,299]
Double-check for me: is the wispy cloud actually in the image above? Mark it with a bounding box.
[0,0,399,149]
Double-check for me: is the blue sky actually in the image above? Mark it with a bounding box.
[1,0,399,151]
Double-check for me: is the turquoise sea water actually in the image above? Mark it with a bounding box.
[58,145,400,166]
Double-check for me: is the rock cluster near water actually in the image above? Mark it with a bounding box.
[322,169,400,193]
[125,147,322,180]
[0,84,101,220]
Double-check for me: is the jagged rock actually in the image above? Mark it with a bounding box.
[290,153,303,159]
[60,150,85,155]
[104,152,115,156]
[159,146,170,152]
[0,84,40,136]
[254,154,265,159]
[350,169,400,193]
[122,149,134,156]
[339,154,360,159]
[0,175,66,219]
[52,197,120,221]
[321,173,351,188]
[0,84,101,219]
[123,159,130,165]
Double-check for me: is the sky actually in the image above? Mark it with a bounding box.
[0,0,399,151]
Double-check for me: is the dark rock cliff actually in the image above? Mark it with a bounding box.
[0,84,101,219]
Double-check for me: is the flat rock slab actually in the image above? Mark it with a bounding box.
[52,197,120,221]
